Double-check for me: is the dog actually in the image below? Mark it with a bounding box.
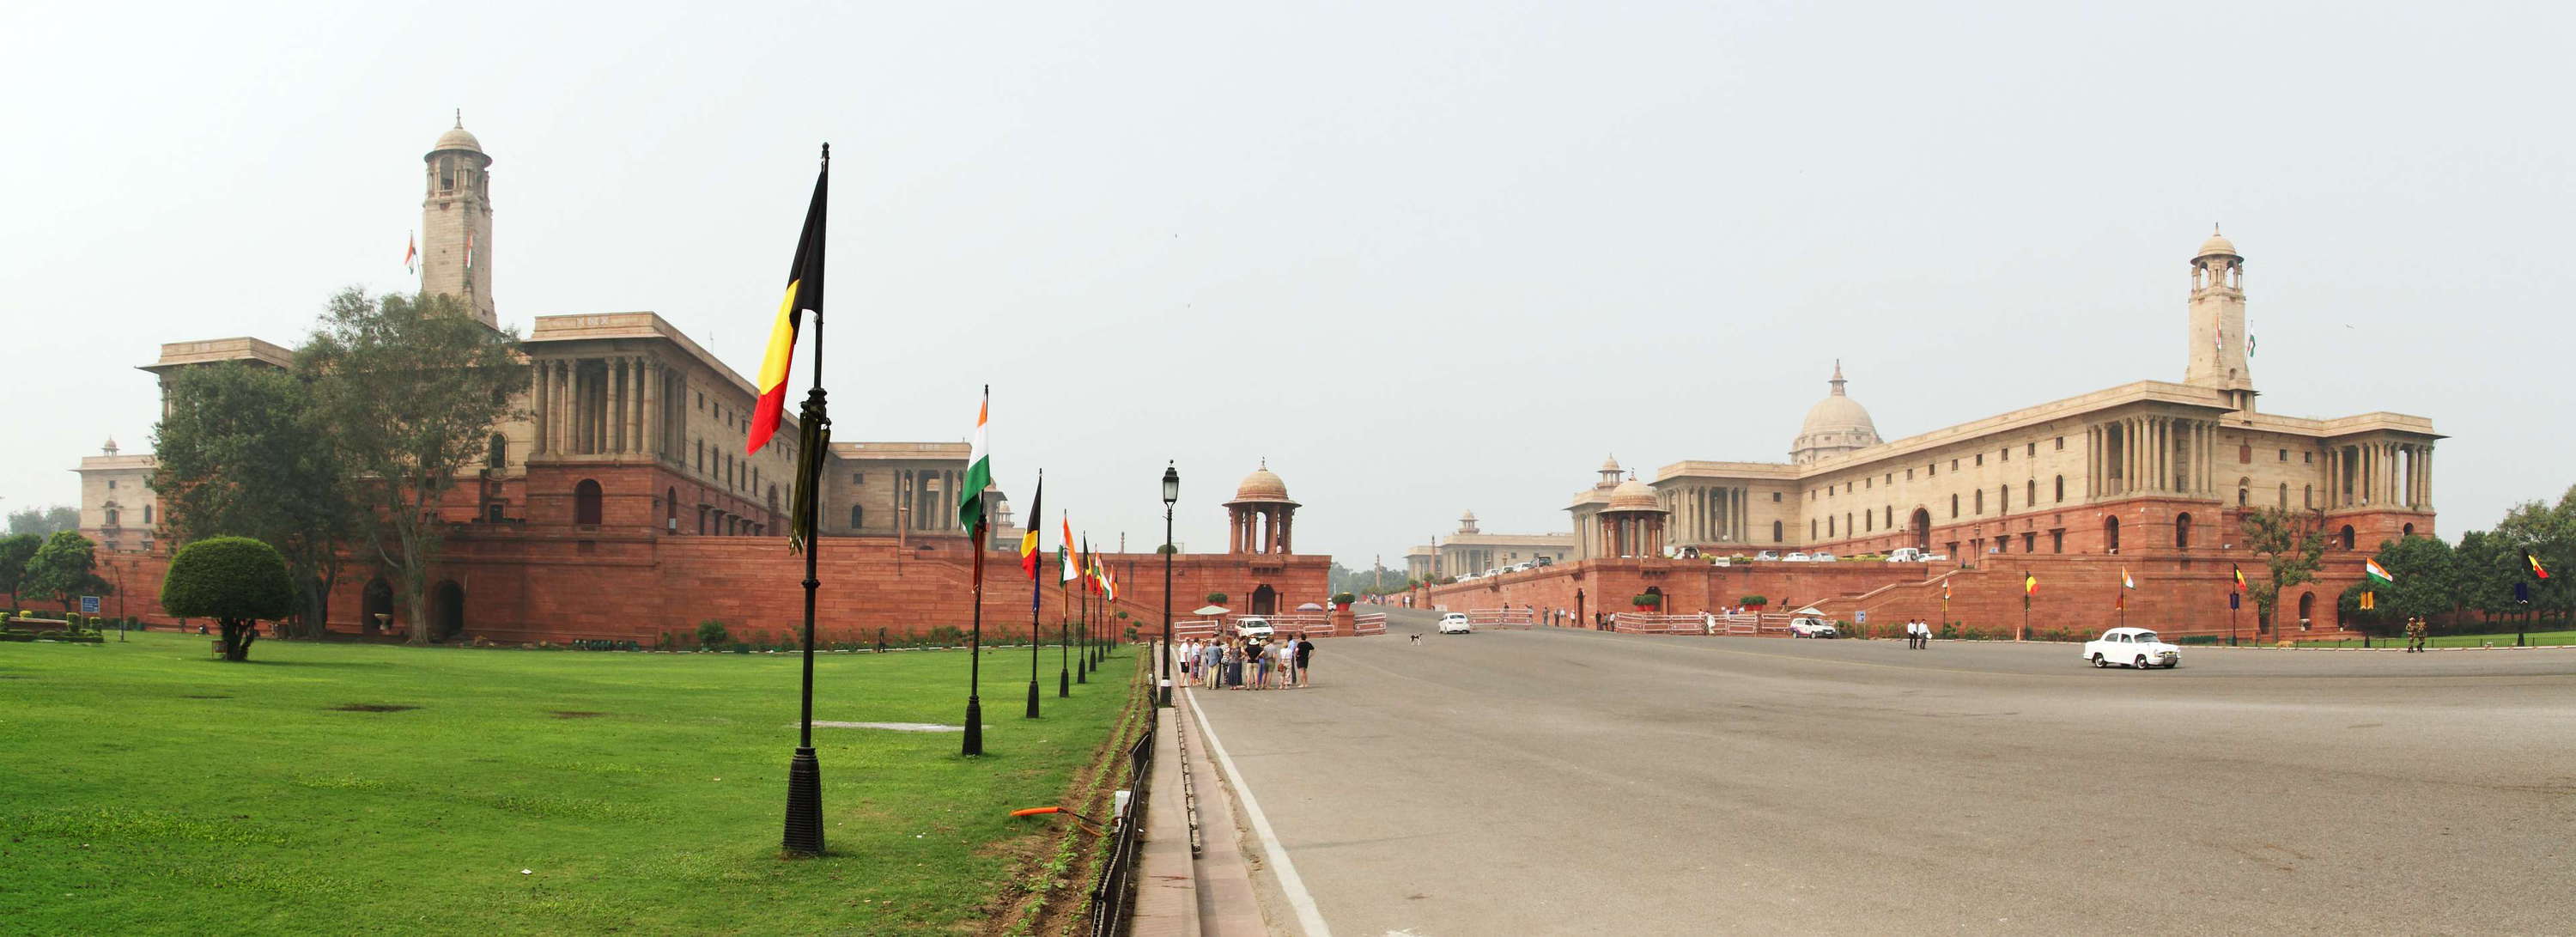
[1408,633,1422,645]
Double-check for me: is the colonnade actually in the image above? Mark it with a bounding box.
[532,356,682,458]
[1668,484,1750,544]
[2327,441,2433,509]
[2086,416,2218,499]
[1596,511,1666,558]
[1228,504,1294,554]
[895,468,964,532]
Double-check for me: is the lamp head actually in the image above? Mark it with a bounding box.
[1162,462,1179,505]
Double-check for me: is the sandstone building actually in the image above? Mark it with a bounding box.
[1404,511,1576,580]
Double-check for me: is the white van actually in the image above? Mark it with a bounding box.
[1234,618,1274,640]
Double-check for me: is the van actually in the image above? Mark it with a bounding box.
[1234,618,1274,640]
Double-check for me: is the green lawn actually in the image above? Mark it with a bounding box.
[2292,629,2576,648]
[0,631,1139,934]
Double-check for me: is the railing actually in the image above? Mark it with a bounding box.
[1352,612,1387,636]
[1087,689,1157,937]
[1609,612,1709,635]
[1172,618,1223,641]
[1467,607,1536,629]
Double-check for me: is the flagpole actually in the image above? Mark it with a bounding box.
[965,503,987,757]
[1026,472,1044,720]
[781,143,830,857]
[1063,511,1076,693]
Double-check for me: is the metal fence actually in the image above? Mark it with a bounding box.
[1087,697,1157,937]
[1467,607,1536,629]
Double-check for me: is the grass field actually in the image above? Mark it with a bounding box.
[0,631,1140,934]
[2292,629,2576,648]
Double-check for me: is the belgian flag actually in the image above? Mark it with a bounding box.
[749,150,828,456]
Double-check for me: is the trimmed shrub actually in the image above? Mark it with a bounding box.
[1205,593,1227,605]
[159,536,295,662]
[1738,595,1767,608]
[696,619,731,649]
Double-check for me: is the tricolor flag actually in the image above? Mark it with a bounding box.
[2024,572,2038,597]
[2247,333,2257,357]
[465,231,474,271]
[1941,580,1951,601]
[2121,569,2136,590]
[2215,326,2223,353]
[2232,563,2248,593]
[958,386,993,532]
[2364,557,2393,585]
[404,232,417,275]
[748,152,828,454]
[2530,554,2550,581]
[1019,472,1044,581]
[1102,564,1118,602]
[1060,514,1078,583]
[1081,535,1096,594]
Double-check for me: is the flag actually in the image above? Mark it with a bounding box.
[2247,333,2257,357]
[786,392,830,554]
[1019,472,1043,581]
[749,153,827,454]
[2215,326,2222,353]
[1060,514,1077,583]
[958,386,993,531]
[404,232,417,275]
[1102,564,1118,602]
[2232,563,2247,593]
[2121,569,2136,590]
[1941,580,1950,601]
[2364,557,2393,585]
[1082,535,1096,594]
[2024,572,2038,597]
[465,231,474,271]
[2530,554,2551,581]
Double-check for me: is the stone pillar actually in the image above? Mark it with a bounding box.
[641,360,661,459]
[532,362,550,455]
[608,359,628,453]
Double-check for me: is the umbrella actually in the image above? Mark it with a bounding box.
[1193,605,1230,617]
[1792,606,1826,616]
[1295,602,1326,611]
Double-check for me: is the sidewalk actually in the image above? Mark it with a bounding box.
[1132,668,1268,936]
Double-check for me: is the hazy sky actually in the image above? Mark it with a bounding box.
[7,2,2571,564]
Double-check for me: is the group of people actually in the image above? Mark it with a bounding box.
[1180,633,1315,690]
[1903,618,1935,649]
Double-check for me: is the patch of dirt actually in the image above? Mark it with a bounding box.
[548,710,608,719]
[328,703,420,713]
[985,657,1146,937]
[183,694,234,699]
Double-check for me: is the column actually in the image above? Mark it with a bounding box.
[547,362,565,454]
[608,360,627,453]
[532,362,550,455]
[641,360,660,459]
[2419,447,2433,508]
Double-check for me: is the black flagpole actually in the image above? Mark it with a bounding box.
[1026,472,1044,719]
[964,501,987,757]
[781,143,829,857]
[1060,512,1072,696]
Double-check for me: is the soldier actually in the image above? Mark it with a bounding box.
[2405,617,2428,653]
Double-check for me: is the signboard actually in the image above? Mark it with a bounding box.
[1855,610,1868,624]
[80,595,100,615]
[2228,593,2239,611]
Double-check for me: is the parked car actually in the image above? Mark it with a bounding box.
[1886,547,1927,563]
[1533,557,1554,568]
[1753,551,1782,562]
[1507,562,1532,573]
[2083,627,2179,669]
[1789,617,1838,638]
[1235,618,1275,640]
[1810,551,1838,563]
[1921,553,1949,562]
[1783,551,1812,562]
[1438,613,1473,635]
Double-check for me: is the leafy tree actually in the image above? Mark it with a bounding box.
[2240,508,2326,636]
[151,362,357,638]
[2336,536,2456,636]
[0,532,40,609]
[7,505,81,536]
[2492,485,2576,627]
[2451,530,2519,624]
[160,536,297,661]
[22,531,112,615]
[299,288,527,645]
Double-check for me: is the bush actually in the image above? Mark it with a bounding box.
[159,536,295,662]
[696,619,731,649]
[1738,595,1767,607]
[1331,592,1356,605]
[1205,593,1227,605]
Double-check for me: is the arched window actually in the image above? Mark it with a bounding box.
[849,504,865,529]
[574,479,603,526]
[1771,520,1783,543]
[2026,479,2037,505]
[105,508,119,526]
[1950,494,1959,518]
[2402,522,2415,538]
[2174,512,2192,550]
[1810,520,1818,539]
[2054,476,2064,502]
[2238,478,2250,507]
[2104,515,2121,553]
[1974,490,1984,514]
[768,484,779,514]
[488,433,507,468]
[2304,485,2313,508]
[1999,485,2009,513]
[2297,592,2314,628]
[665,487,679,532]
[2338,525,2355,551]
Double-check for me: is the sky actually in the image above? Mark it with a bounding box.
[6,1,2572,564]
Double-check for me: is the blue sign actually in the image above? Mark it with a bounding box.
[80,595,100,615]
[2228,592,2239,611]
[1856,610,1868,624]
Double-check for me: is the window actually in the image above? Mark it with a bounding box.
[2239,444,2252,463]
[2175,513,2193,549]
[1994,535,2006,554]
[697,392,704,410]
[2028,443,2037,457]
[107,479,116,490]
[2023,532,2037,553]
[1929,463,1936,477]
[105,508,118,526]
[1828,516,1836,536]
[1865,477,1873,490]
[2303,452,2312,464]
[1811,520,1818,538]
[665,488,678,531]
[2278,483,2287,508]
[2051,530,2064,553]
[574,479,603,526]
[2056,436,2065,450]
[2304,484,2312,508]
[1885,473,1893,485]
[1951,459,1959,471]
[1975,490,1984,513]
[143,505,153,525]
[1907,468,1915,480]
[2055,476,2065,502]
[1999,485,2008,513]
[696,440,704,472]
[2026,479,2037,504]
[1950,494,1959,518]
[1885,506,1893,528]
[488,433,507,468]
[1976,453,1984,466]
[852,472,866,485]
[2278,449,2288,461]
[2001,447,2008,462]
[1772,520,1783,542]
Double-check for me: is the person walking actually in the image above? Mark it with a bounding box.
[1295,632,1315,687]
[2405,617,2428,653]
[1905,618,1924,649]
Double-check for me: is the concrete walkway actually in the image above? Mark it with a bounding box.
[1133,655,1273,936]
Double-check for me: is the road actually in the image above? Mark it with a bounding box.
[1185,609,2576,935]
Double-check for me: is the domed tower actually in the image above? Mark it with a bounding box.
[1790,361,1881,464]
[1596,475,1670,558]
[2184,226,2253,408]
[422,113,497,328]
[1224,460,1300,555]
[1457,510,1480,534]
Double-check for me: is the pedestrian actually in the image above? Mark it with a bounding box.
[1204,639,1223,688]
[2406,617,2428,653]
[1224,640,1243,688]
[1248,638,1268,690]
[1905,618,1923,649]
[1295,632,1315,687]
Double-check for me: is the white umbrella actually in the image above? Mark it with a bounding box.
[1193,605,1230,617]
[1295,602,1326,611]
[1792,606,1826,617]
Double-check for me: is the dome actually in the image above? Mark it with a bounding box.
[1599,455,1621,472]
[2197,228,2238,259]
[1607,478,1661,512]
[432,125,484,155]
[1232,463,1290,502]
[1791,361,1882,463]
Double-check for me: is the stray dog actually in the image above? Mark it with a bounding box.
[1408,633,1423,644]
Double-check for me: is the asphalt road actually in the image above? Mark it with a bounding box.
[1186,609,2576,935]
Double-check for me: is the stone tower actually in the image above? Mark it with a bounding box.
[421,113,497,328]
[2184,227,2252,408]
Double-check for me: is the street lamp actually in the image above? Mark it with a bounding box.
[1160,461,1178,707]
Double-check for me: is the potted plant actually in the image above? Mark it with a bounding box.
[1632,593,1662,611]
[1738,595,1767,610]
[1205,592,1228,605]
[1331,592,1357,610]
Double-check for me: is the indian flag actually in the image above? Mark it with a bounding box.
[958,386,992,531]
[1060,514,1078,582]
[2121,569,2136,589]
[1102,564,1118,602]
[2364,557,2393,585]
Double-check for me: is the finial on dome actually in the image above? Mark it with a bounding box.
[1830,360,1848,395]
[2214,222,2221,236]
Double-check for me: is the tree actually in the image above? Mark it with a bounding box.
[22,531,112,615]
[2492,485,2576,627]
[160,537,296,661]
[2240,508,2326,636]
[2338,536,2457,636]
[300,288,527,645]
[0,532,40,609]
[7,505,81,536]
[152,362,357,638]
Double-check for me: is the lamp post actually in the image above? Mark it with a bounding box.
[1160,462,1178,707]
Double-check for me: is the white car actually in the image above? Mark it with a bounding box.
[1753,551,1782,561]
[1885,548,1926,563]
[1789,617,1838,638]
[1235,618,1275,640]
[1438,613,1473,635]
[2084,627,2179,669]
[1783,551,1812,563]
[1810,551,1838,563]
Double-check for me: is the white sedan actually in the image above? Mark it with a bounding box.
[2083,627,2180,669]
[1789,617,1838,638]
[1438,613,1473,635]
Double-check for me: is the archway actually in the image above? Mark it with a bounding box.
[361,578,394,635]
[1909,508,1931,551]
[574,479,604,526]
[429,581,465,642]
[2174,512,2193,550]
[2297,591,2314,630]
[2402,522,2415,538]
[2103,516,2121,553]
[1250,584,1278,615]
[2338,525,2356,551]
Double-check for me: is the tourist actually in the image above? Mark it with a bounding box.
[1295,632,1315,687]
[1203,639,1222,688]
[1224,639,1244,689]
[1246,639,1267,689]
